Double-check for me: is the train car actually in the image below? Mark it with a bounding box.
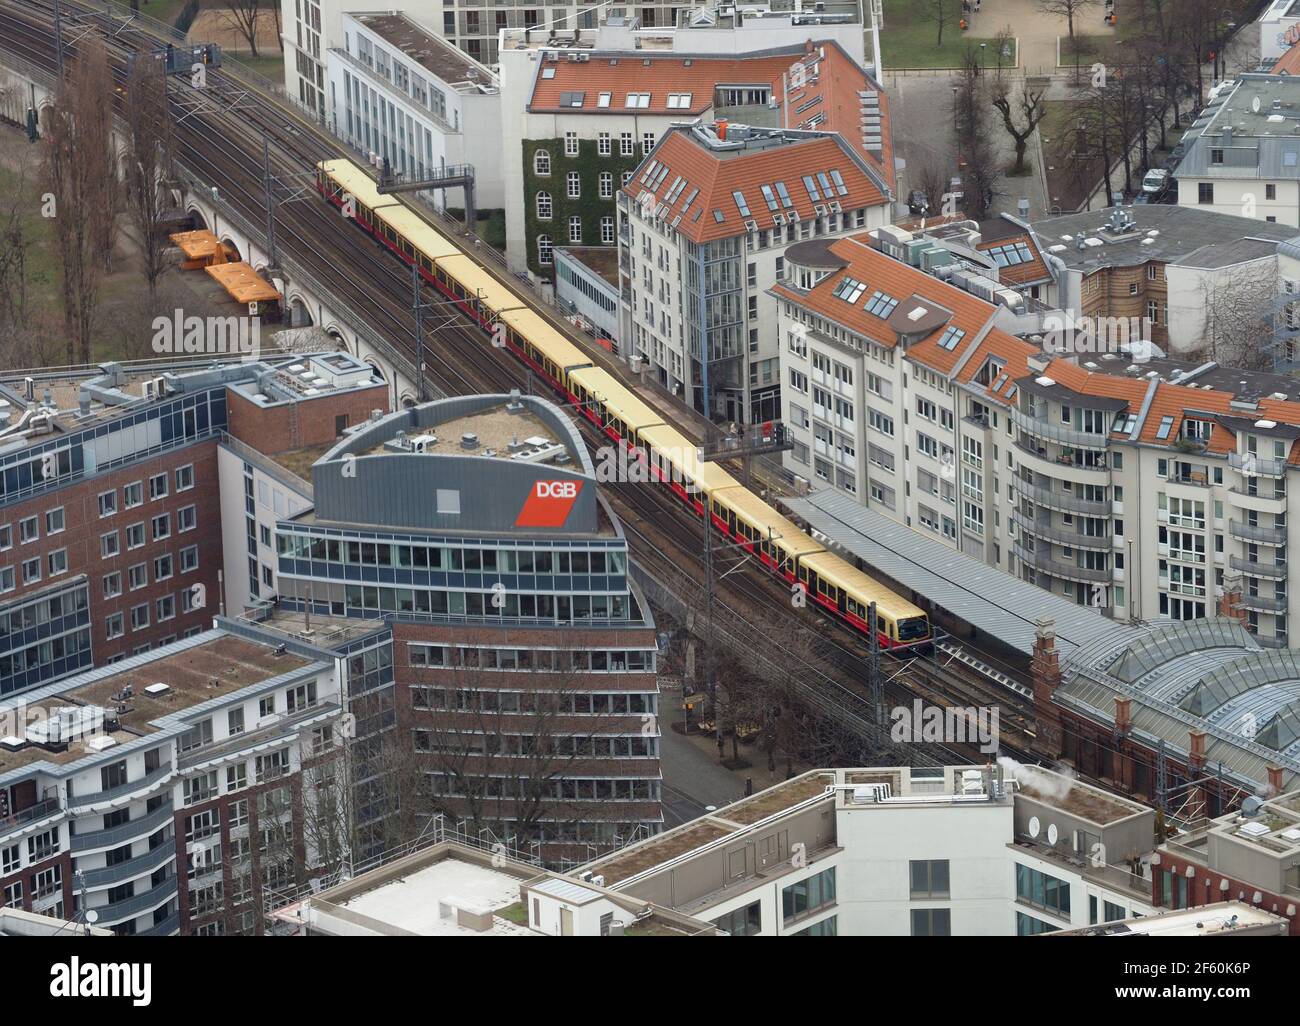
[797,551,931,652]
[436,253,526,328]
[567,366,665,445]
[496,308,591,398]
[316,159,400,234]
[373,202,463,271]
[637,423,740,514]
[710,486,825,582]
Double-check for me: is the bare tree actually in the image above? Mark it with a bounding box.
[1198,263,1281,370]
[923,0,953,47]
[43,35,116,364]
[218,0,264,58]
[991,77,1048,177]
[1035,0,1093,39]
[953,48,998,220]
[125,54,174,301]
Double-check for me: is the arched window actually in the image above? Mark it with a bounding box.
[537,235,553,265]
[536,191,552,220]
[534,149,551,175]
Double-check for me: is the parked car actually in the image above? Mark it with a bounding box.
[1142,168,1170,198]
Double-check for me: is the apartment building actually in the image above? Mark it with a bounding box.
[327,13,504,209]
[499,25,883,280]
[1174,74,1300,228]
[1031,204,1297,356]
[621,122,893,423]
[0,629,347,936]
[575,764,1154,936]
[1259,0,1300,63]
[271,393,663,865]
[0,354,388,700]
[773,229,1300,644]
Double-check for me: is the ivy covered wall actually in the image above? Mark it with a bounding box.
[522,137,641,278]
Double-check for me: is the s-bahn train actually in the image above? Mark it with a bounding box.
[315,158,932,652]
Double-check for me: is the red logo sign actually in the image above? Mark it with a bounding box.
[515,479,583,528]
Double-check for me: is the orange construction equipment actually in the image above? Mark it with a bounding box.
[170,229,224,270]
[205,261,282,308]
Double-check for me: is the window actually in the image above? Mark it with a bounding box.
[176,464,195,491]
[642,131,655,155]
[106,613,124,639]
[18,516,37,544]
[126,522,144,549]
[1,843,18,875]
[154,554,173,581]
[128,563,147,590]
[47,549,67,576]
[1198,182,1214,204]
[98,491,117,517]
[537,235,553,265]
[102,572,121,600]
[228,708,245,735]
[151,513,170,541]
[131,604,149,630]
[1267,183,1277,201]
[909,860,950,898]
[782,867,836,922]
[1017,911,1058,935]
[178,505,196,532]
[181,545,198,572]
[21,557,39,585]
[910,908,951,936]
[599,171,613,198]
[100,531,119,558]
[27,829,59,861]
[1015,863,1071,918]
[567,171,580,198]
[564,131,578,156]
[712,901,761,936]
[569,216,582,244]
[597,131,611,156]
[156,595,175,622]
[535,191,552,221]
[620,132,634,156]
[45,508,64,534]
[124,482,143,508]
[149,473,168,500]
[227,764,248,791]
[533,149,550,176]
[601,216,615,244]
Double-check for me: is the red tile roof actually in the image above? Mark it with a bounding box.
[975,231,1052,287]
[1273,39,1300,77]
[529,41,895,190]
[627,129,888,244]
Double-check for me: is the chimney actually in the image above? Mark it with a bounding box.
[1189,729,1207,771]
[1267,765,1285,795]
[1223,125,1233,144]
[1218,583,1246,623]
[717,120,728,141]
[1031,618,1065,758]
[1114,696,1132,735]
[1017,198,1030,220]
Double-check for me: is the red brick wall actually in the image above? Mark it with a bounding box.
[1,439,223,661]
[1152,857,1300,936]
[226,384,389,455]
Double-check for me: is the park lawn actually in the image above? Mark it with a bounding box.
[229,53,288,82]
[136,0,192,28]
[0,162,62,318]
[447,208,508,251]
[880,0,1015,70]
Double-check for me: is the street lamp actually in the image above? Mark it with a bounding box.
[952,85,959,131]
[979,42,987,73]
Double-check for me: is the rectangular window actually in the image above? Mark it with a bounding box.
[782,867,836,923]
[149,473,168,500]
[909,860,950,898]
[910,908,951,936]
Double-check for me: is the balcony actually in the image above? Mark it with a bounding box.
[1229,519,1288,546]
[1241,592,1288,613]
[1013,543,1110,584]
[1227,485,1287,513]
[1010,406,1110,450]
[1230,451,1286,477]
[80,843,176,889]
[1011,510,1111,550]
[1013,438,1110,482]
[1013,478,1110,516]
[70,803,175,853]
[92,876,178,927]
[5,796,62,829]
[67,761,174,810]
[141,911,180,937]
[1165,466,1211,487]
[1230,555,1288,580]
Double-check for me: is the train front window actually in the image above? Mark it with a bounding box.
[898,617,929,641]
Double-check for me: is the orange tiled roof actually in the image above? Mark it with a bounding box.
[530,41,895,191]
[1274,39,1300,76]
[975,231,1052,287]
[628,131,888,245]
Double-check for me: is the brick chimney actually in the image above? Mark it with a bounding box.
[1218,582,1246,624]
[1189,729,1207,772]
[1268,765,1285,796]
[1114,696,1132,735]
[1031,618,1065,758]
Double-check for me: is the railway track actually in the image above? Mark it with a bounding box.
[0,2,1039,761]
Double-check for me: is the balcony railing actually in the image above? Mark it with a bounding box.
[70,803,175,853]
[1013,543,1110,584]
[1229,555,1288,579]
[3,796,62,829]
[1241,592,1288,613]
[92,876,178,927]
[68,761,174,809]
[1010,407,1111,449]
[1230,452,1286,477]
[141,911,180,936]
[1229,519,1288,545]
[1011,510,1112,550]
[80,843,176,889]
[1013,479,1110,516]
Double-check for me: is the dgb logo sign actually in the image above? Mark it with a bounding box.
[515,480,583,528]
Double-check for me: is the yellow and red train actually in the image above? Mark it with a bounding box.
[316,158,932,652]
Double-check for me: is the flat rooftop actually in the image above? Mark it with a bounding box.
[1011,767,1150,825]
[352,13,497,90]
[330,856,534,936]
[365,402,578,465]
[558,246,620,289]
[1056,901,1289,936]
[0,635,311,772]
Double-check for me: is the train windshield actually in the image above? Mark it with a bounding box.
[897,617,929,641]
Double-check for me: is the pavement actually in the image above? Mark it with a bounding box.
[959,0,1119,76]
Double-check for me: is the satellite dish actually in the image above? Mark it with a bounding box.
[1252,95,1261,114]
[1028,816,1040,838]
[1243,796,1265,816]
[1047,823,1059,846]
[84,910,99,924]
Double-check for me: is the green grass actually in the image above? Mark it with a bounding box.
[226,53,287,84]
[0,161,61,315]
[494,902,529,926]
[447,208,507,251]
[136,0,191,28]
[880,0,1015,70]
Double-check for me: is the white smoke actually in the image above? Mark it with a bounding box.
[998,756,1074,801]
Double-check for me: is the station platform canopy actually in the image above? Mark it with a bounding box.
[205,261,282,305]
[170,229,223,268]
[780,488,1131,658]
